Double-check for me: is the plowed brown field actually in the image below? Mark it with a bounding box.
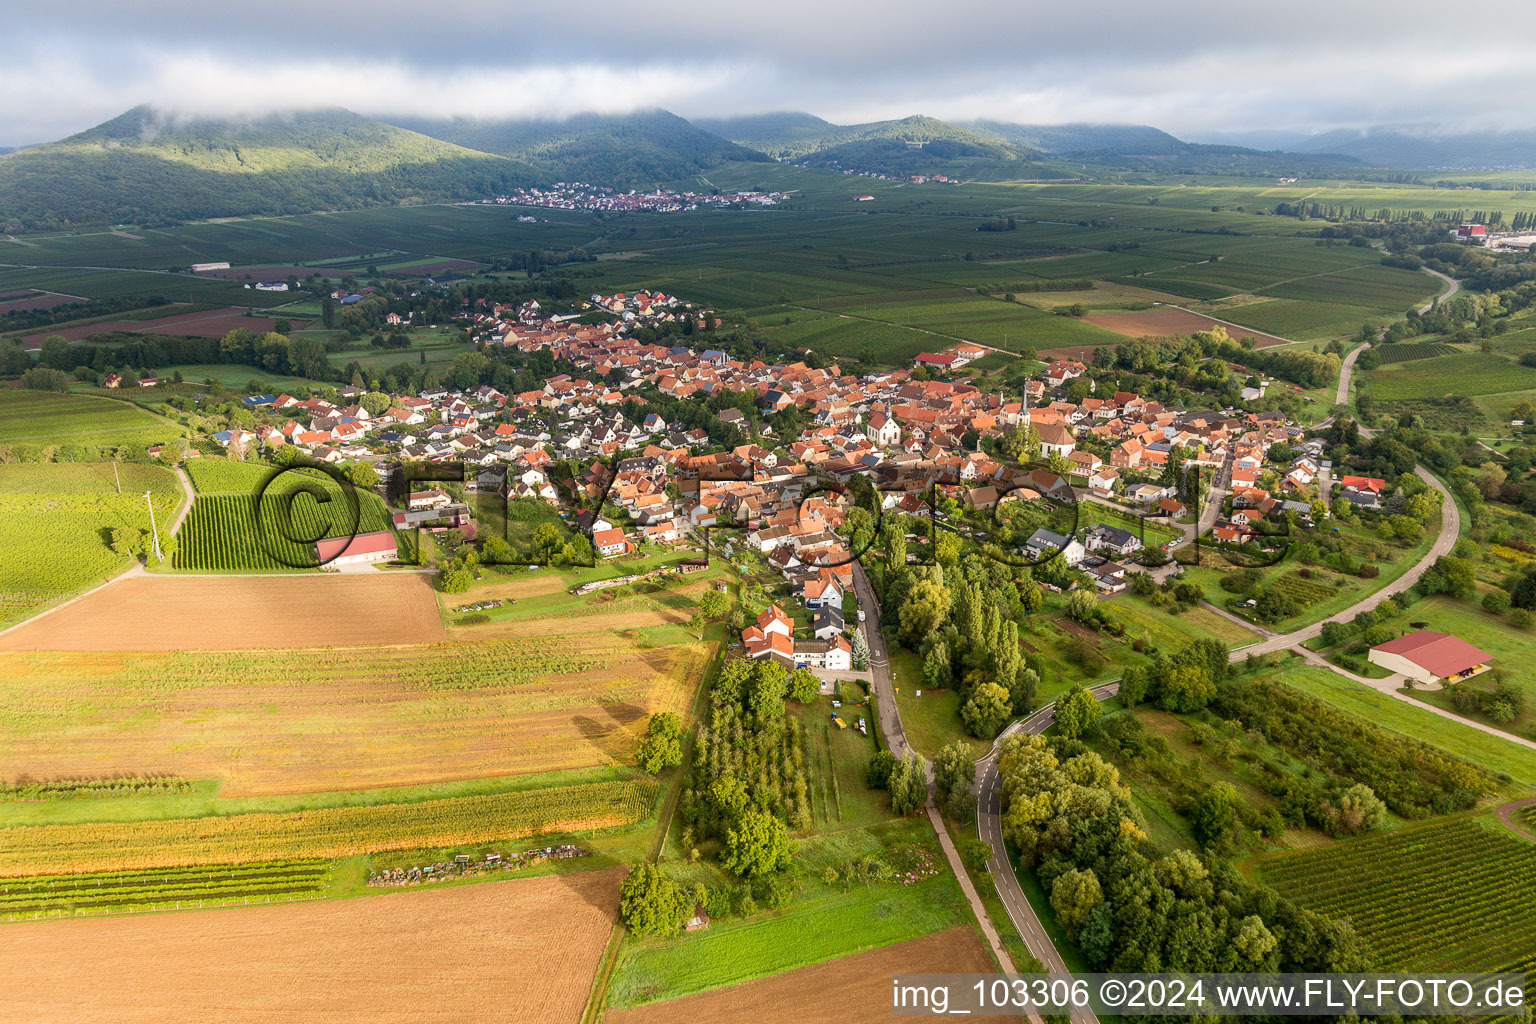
[0,573,445,651]
[1081,308,1291,347]
[0,868,621,1024]
[604,927,1011,1024]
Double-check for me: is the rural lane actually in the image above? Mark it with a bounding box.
[851,562,1036,1007]
[975,682,1119,1024]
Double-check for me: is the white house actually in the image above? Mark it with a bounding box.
[1023,527,1086,566]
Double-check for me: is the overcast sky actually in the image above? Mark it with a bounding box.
[4,0,1534,146]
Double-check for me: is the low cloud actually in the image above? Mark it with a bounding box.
[6,3,1536,146]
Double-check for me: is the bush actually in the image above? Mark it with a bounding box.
[865,749,896,789]
[1483,590,1511,615]
[1512,608,1535,629]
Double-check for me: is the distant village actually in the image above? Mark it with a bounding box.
[486,183,787,214]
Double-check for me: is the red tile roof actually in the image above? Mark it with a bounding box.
[1371,630,1490,678]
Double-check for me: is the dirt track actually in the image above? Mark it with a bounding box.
[0,573,446,651]
[0,868,622,1024]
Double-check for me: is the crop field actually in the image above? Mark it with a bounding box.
[0,778,656,874]
[1368,351,1536,400]
[0,290,86,313]
[21,306,295,346]
[1374,341,1458,363]
[1253,818,1536,991]
[606,927,1007,1024]
[174,483,395,571]
[0,868,622,1024]
[0,389,184,451]
[0,860,330,920]
[0,573,446,651]
[0,627,707,795]
[0,462,183,628]
[0,265,278,309]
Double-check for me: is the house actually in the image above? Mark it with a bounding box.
[742,604,795,659]
[1036,422,1076,458]
[812,604,845,640]
[794,636,852,671]
[1023,528,1086,566]
[1084,524,1142,557]
[591,527,631,557]
[408,488,453,510]
[1368,630,1491,685]
[1044,360,1086,387]
[1125,483,1174,505]
[315,530,397,568]
[803,577,843,610]
[1340,475,1386,496]
[1080,556,1129,594]
[1089,467,1119,497]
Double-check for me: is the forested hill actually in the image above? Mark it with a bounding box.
[389,109,771,187]
[0,106,539,232]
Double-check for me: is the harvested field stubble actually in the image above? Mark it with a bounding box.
[0,868,623,1024]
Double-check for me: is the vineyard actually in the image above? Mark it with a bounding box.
[1374,342,1457,363]
[0,860,329,920]
[0,462,183,626]
[1255,818,1536,995]
[0,778,658,875]
[183,457,282,494]
[175,486,395,571]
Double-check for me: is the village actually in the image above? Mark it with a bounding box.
[168,282,1403,687]
[487,183,787,213]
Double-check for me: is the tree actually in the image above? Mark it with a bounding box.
[1066,588,1097,623]
[722,810,792,877]
[1053,684,1102,739]
[109,527,144,557]
[637,712,684,774]
[698,589,729,621]
[437,565,472,593]
[1330,783,1386,835]
[961,682,1012,739]
[1050,867,1103,940]
[618,862,688,936]
[900,577,952,647]
[1158,663,1217,713]
[360,391,392,416]
[1190,781,1240,851]
[888,753,928,815]
[1007,665,1039,717]
[882,523,907,574]
[1117,664,1149,706]
[1483,590,1511,615]
[933,742,977,820]
[344,461,378,488]
[18,367,72,392]
[788,667,820,704]
[922,641,952,689]
[1423,556,1478,599]
[748,660,787,719]
[851,630,871,671]
[866,749,897,789]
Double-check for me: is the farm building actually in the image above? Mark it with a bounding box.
[913,352,956,370]
[1368,630,1491,685]
[315,530,398,568]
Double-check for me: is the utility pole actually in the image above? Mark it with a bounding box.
[113,461,121,494]
[144,491,162,561]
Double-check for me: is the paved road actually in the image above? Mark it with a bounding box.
[975,682,1119,1024]
[851,562,1030,996]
